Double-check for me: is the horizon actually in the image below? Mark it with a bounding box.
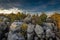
[0,8,60,14]
[0,8,58,17]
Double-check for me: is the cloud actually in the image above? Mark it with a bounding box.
[0,0,60,12]
[0,8,23,14]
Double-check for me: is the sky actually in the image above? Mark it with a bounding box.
[0,0,60,13]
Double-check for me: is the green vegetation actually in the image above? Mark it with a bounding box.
[0,12,27,22]
[32,12,47,25]
[0,12,47,25]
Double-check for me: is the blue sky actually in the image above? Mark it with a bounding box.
[0,0,60,12]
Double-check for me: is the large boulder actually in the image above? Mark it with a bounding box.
[35,24,43,38]
[8,21,25,40]
[10,21,23,31]
[27,23,35,33]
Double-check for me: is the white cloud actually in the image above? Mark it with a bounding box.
[0,8,23,14]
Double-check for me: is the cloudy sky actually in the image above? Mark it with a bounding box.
[0,0,60,13]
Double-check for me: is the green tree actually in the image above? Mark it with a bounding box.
[16,12,27,20]
[36,12,47,25]
[7,13,17,22]
[39,12,47,22]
